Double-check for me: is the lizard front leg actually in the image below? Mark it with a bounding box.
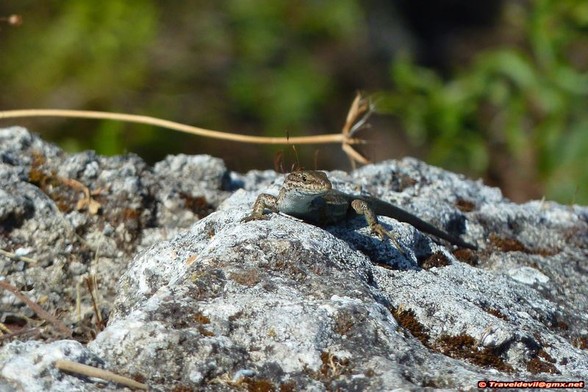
[351,199,404,253]
[242,193,279,222]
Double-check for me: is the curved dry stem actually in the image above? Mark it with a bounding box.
[0,101,371,165]
[0,109,362,144]
[0,280,72,337]
[55,360,147,390]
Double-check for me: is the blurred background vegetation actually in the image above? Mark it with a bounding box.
[1,0,587,203]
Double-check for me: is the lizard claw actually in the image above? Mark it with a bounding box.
[352,199,406,255]
[371,223,406,255]
[241,213,269,223]
[242,193,278,223]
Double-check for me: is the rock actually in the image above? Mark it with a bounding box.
[1,127,587,390]
[0,340,112,391]
[0,127,229,333]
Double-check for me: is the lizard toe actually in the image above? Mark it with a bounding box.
[241,214,269,223]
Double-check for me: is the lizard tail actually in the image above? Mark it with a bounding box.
[369,198,478,250]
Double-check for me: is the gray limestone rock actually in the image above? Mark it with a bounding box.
[0,340,113,392]
[1,127,587,391]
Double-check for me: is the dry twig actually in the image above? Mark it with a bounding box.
[0,280,72,337]
[55,360,147,390]
[341,93,373,167]
[0,248,38,264]
[0,327,40,342]
[85,275,106,331]
[59,177,102,214]
[0,93,373,165]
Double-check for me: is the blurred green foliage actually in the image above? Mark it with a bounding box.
[1,1,158,155]
[224,1,362,130]
[3,2,156,104]
[0,1,365,164]
[377,0,588,203]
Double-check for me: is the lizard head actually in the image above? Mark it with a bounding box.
[285,170,332,195]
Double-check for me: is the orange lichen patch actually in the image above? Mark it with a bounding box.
[419,251,451,270]
[489,233,528,253]
[572,337,588,350]
[193,312,210,325]
[229,268,261,287]
[434,334,514,373]
[185,254,198,266]
[391,307,430,345]
[455,198,476,212]
[318,351,351,379]
[527,349,559,374]
[277,380,297,392]
[333,307,367,336]
[303,351,352,386]
[391,307,514,373]
[28,151,102,214]
[171,386,194,392]
[179,192,214,218]
[61,177,102,215]
[240,378,277,392]
[484,307,508,321]
[397,173,418,190]
[488,233,557,256]
[453,248,479,266]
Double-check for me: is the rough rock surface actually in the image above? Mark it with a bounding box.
[0,127,587,391]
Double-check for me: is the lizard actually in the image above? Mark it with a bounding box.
[242,170,477,251]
